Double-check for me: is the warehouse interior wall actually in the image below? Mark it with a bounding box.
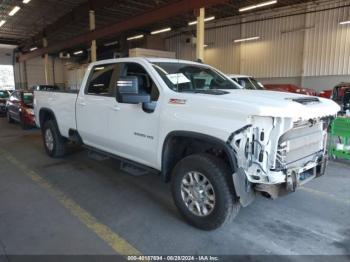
[165,0,350,91]
[14,56,65,89]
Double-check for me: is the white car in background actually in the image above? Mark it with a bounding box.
[227,74,265,90]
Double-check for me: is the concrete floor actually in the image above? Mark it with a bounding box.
[0,118,349,257]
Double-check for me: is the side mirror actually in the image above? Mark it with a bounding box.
[116,76,151,104]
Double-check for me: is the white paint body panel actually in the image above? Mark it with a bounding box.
[34,57,340,183]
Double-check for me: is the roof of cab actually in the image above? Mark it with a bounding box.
[227,74,252,78]
[90,57,205,67]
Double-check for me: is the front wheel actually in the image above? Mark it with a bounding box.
[42,120,67,158]
[171,153,240,230]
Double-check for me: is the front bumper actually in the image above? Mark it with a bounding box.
[255,155,328,199]
[285,155,327,192]
[22,112,36,127]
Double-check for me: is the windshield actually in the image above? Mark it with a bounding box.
[0,91,9,99]
[236,77,264,90]
[23,92,33,106]
[152,62,240,93]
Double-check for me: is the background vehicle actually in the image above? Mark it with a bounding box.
[330,83,350,114]
[264,84,317,96]
[227,74,264,90]
[318,89,332,99]
[6,90,35,129]
[0,90,11,116]
[34,57,339,230]
[31,85,60,91]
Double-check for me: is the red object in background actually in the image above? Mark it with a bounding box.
[5,90,35,129]
[264,84,317,96]
[318,89,332,99]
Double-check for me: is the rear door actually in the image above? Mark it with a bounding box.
[76,64,123,152]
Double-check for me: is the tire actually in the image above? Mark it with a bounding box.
[6,110,14,123]
[171,153,240,230]
[42,120,67,158]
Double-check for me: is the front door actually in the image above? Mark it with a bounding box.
[108,62,161,168]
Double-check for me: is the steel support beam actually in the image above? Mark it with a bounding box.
[196,8,205,62]
[19,0,227,61]
[89,10,97,62]
[43,38,49,85]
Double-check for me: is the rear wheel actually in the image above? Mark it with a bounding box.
[6,110,14,123]
[171,153,240,230]
[42,120,67,157]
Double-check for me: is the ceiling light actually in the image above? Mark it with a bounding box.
[30,47,38,51]
[151,27,171,35]
[23,0,31,3]
[340,20,350,25]
[188,16,215,26]
[127,34,144,41]
[73,50,83,55]
[234,36,261,43]
[9,6,21,16]
[239,0,277,12]
[104,40,118,47]
[0,20,6,27]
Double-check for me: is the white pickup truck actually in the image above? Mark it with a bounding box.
[34,57,340,230]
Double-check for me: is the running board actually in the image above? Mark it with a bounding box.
[83,145,160,176]
[120,162,149,176]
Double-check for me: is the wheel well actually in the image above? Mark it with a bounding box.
[39,108,56,128]
[161,132,237,182]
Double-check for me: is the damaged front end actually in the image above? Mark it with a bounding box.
[228,115,331,206]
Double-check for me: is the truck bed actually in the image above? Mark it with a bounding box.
[34,90,78,137]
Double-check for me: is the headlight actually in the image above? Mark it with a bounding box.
[25,108,34,115]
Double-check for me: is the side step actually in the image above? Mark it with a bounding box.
[120,162,149,176]
[83,145,159,177]
[88,150,110,161]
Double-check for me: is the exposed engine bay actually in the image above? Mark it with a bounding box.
[229,115,332,203]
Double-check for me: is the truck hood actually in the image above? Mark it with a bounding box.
[185,89,340,120]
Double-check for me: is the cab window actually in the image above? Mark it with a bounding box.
[86,64,122,96]
[123,63,160,101]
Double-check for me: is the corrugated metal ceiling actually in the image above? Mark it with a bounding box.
[0,0,333,49]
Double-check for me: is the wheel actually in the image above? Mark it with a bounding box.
[6,110,14,123]
[171,153,240,230]
[42,120,67,158]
